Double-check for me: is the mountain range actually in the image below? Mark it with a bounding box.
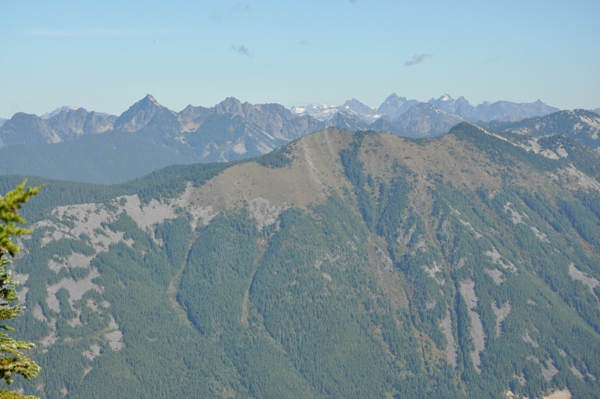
[5,124,600,398]
[291,93,562,123]
[0,95,323,150]
[480,110,600,153]
[40,105,84,120]
[0,94,597,184]
[428,94,560,122]
[1,93,565,149]
[0,95,320,183]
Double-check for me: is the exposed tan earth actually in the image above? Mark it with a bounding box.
[543,389,571,399]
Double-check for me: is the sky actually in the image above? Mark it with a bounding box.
[1,0,599,118]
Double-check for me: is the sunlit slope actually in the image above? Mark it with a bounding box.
[8,125,600,398]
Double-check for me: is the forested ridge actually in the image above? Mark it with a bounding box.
[3,126,600,398]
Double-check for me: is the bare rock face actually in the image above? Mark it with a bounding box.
[113,94,166,132]
[0,112,60,147]
[47,108,115,140]
[337,99,379,123]
[428,94,473,118]
[326,111,369,132]
[391,102,464,138]
[429,94,559,122]
[214,96,245,116]
[214,98,326,140]
[243,103,314,140]
[0,107,116,147]
[376,93,420,120]
[472,99,560,122]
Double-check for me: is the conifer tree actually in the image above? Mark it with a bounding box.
[0,181,42,399]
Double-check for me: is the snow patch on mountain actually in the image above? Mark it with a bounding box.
[233,142,247,154]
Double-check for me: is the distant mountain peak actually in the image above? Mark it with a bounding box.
[139,94,163,108]
[429,94,453,103]
[292,98,378,123]
[144,94,160,106]
[40,105,81,119]
[389,102,464,138]
[113,94,166,132]
[377,94,419,120]
[219,96,241,105]
[215,97,244,115]
[219,97,243,107]
[290,103,338,121]
[338,99,378,123]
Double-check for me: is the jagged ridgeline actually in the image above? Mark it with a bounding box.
[5,125,600,398]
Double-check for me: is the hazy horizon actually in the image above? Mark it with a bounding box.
[0,92,577,120]
[2,0,599,118]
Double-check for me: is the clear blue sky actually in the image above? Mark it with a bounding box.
[2,0,599,117]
